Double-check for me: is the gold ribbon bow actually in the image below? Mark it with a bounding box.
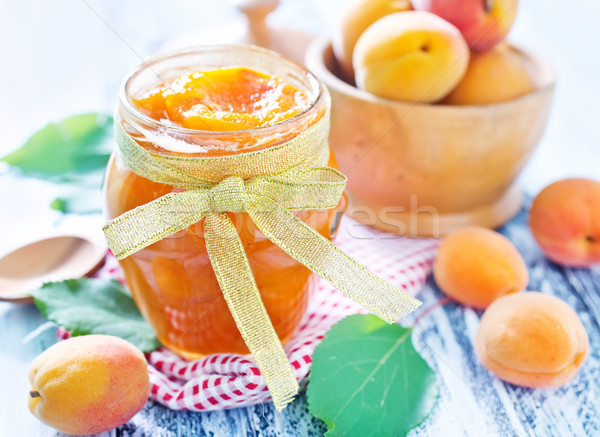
[103,111,421,411]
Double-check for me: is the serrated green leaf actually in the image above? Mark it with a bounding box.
[1,113,113,183]
[307,314,438,437]
[30,278,160,353]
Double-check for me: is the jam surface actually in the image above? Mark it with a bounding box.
[134,67,310,131]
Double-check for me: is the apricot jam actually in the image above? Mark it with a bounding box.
[105,46,342,358]
[133,67,310,131]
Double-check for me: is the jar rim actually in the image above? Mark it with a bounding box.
[118,44,325,138]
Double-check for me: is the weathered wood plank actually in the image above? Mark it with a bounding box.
[94,206,599,437]
[408,207,600,437]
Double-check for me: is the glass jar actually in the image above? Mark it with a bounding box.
[104,46,344,359]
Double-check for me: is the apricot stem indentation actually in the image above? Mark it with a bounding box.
[484,0,493,14]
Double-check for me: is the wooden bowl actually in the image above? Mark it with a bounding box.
[306,37,556,237]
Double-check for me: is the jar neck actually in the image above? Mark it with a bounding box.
[117,45,329,157]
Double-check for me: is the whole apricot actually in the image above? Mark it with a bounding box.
[332,0,412,80]
[28,335,149,435]
[443,44,537,105]
[529,178,600,267]
[433,227,528,308]
[413,0,518,52]
[476,292,589,387]
[353,11,469,103]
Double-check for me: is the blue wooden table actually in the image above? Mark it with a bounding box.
[1,1,600,436]
[3,207,598,436]
[117,207,600,437]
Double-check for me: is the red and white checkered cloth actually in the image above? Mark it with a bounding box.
[58,217,438,411]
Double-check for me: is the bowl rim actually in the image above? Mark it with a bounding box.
[305,36,557,111]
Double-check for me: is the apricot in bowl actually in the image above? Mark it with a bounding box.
[306,38,555,237]
[332,0,412,80]
[352,11,470,103]
[443,43,537,105]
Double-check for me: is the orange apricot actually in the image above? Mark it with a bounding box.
[353,11,469,103]
[433,226,528,308]
[529,178,600,267]
[28,335,149,435]
[332,0,412,80]
[476,292,589,387]
[443,44,537,105]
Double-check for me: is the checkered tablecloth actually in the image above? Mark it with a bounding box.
[59,217,439,411]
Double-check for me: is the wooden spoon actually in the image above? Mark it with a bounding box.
[0,234,107,304]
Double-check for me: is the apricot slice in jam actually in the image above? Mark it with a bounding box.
[133,67,309,131]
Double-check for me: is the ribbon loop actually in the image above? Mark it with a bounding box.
[245,167,347,211]
[104,190,210,260]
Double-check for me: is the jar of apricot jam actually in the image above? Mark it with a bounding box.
[104,46,344,359]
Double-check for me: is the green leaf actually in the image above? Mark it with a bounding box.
[50,186,104,214]
[307,314,439,437]
[30,278,161,353]
[1,113,113,183]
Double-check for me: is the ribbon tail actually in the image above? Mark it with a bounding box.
[103,191,210,260]
[204,212,299,411]
[248,199,422,323]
